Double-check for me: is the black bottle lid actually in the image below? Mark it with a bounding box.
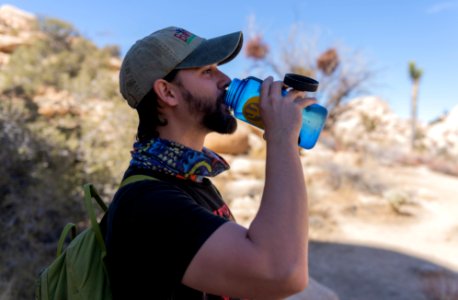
[283,73,319,92]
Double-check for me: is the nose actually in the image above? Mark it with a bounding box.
[217,69,231,89]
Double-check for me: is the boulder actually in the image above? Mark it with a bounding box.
[204,121,251,155]
[332,96,412,153]
[0,5,36,32]
[425,105,458,157]
[0,5,38,54]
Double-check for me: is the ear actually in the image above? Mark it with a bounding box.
[153,79,179,107]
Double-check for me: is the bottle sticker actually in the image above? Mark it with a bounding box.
[242,96,264,129]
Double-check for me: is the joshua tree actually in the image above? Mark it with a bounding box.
[408,61,423,150]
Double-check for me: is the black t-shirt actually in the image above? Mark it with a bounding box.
[105,167,235,300]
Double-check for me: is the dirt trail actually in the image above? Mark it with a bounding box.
[309,165,458,300]
[334,165,458,270]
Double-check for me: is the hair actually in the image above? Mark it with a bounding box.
[136,69,179,142]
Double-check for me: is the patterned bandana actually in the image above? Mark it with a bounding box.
[129,138,230,182]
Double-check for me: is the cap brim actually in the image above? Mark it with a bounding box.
[176,31,243,69]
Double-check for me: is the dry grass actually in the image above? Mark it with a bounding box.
[384,190,418,216]
[322,162,387,196]
[396,153,458,177]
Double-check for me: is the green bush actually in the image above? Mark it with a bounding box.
[0,17,119,100]
[0,97,86,300]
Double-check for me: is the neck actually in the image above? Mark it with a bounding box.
[155,105,210,151]
[157,124,207,151]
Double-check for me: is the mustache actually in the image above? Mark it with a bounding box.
[217,90,227,106]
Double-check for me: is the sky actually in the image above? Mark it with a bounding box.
[4,0,458,123]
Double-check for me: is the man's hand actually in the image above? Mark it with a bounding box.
[260,76,316,147]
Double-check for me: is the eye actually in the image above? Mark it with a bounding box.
[202,67,213,75]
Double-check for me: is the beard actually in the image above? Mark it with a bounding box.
[179,87,238,134]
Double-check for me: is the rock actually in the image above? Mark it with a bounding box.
[229,157,265,176]
[204,121,251,155]
[0,5,37,47]
[223,178,264,200]
[32,87,79,117]
[0,51,9,64]
[332,96,458,160]
[229,195,260,227]
[0,5,35,31]
[425,105,458,158]
[333,96,411,152]
[0,34,27,53]
[0,5,38,56]
[108,56,122,70]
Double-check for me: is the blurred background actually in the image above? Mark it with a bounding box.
[0,1,457,299]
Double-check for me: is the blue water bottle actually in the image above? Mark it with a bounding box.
[225,73,328,149]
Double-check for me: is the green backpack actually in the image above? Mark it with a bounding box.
[35,175,157,300]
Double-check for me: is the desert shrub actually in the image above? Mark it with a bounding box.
[396,152,458,177]
[0,97,87,300]
[0,17,118,100]
[324,162,387,196]
[360,111,379,133]
[0,87,135,300]
[0,15,136,300]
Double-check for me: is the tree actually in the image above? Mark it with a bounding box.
[244,20,374,129]
[38,16,80,52]
[408,61,423,150]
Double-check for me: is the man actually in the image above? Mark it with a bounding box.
[106,26,315,300]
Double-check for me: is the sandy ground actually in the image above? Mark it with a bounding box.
[334,165,458,267]
[306,165,458,300]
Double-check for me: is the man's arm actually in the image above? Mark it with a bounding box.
[183,77,313,299]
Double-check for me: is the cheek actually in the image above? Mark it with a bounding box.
[194,80,219,96]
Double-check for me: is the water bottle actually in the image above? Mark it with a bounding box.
[225,73,328,149]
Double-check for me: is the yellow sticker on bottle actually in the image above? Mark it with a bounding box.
[242,96,264,129]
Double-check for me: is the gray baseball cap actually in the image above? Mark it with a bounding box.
[119,26,244,108]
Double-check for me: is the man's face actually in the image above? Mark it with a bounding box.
[173,66,238,134]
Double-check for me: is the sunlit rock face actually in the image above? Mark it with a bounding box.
[0,5,38,59]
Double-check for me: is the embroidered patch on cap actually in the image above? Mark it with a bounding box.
[174,28,196,44]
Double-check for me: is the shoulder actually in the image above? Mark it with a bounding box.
[115,178,194,207]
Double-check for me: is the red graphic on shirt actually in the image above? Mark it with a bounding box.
[213,204,234,220]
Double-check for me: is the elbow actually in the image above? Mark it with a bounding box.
[281,264,309,296]
[266,262,309,298]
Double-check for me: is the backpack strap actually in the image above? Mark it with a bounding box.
[56,223,77,257]
[54,184,109,258]
[119,174,159,188]
[83,184,109,257]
